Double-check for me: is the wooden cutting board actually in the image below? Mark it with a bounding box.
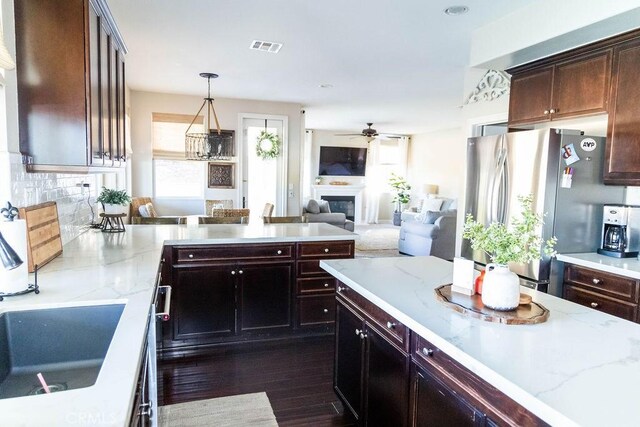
[18,201,63,272]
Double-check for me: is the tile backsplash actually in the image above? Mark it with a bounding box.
[9,160,102,245]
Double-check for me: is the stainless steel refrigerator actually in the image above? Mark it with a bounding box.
[462,128,625,296]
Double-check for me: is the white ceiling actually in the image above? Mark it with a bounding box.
[106,0,536,135]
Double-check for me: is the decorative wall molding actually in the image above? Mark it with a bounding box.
[464,70,511,105]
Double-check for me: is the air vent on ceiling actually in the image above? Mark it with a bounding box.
[250,40,283,53]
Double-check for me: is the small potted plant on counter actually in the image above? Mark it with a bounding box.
[389,173,411,226]
[462,194,557,310]
[97,187,131,215]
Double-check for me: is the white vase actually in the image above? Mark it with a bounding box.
[481,263,520,311]
[103,203,127,215]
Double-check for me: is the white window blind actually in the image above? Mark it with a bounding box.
[152,113,203,159]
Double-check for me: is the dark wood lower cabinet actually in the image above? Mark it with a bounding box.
[171,264,237,343]
[410,362,483,427]
[334,282,547,427]
[239,263,293,331]
[335,296,410,426]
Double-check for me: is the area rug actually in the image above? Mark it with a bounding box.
[354,225,400,251]
[158,392,278,427]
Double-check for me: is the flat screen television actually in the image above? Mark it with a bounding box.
[318,146,368,176]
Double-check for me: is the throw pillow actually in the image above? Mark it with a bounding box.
[318,200,331,213]
[306,199,320,214]
[420,198,444,213]
[138,205,150,218]
[421,210,442,224]
[146,202,158,218]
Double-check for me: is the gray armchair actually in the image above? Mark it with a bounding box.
[398,199,457,260]
[302,199,355,231]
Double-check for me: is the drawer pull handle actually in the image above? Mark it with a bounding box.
[277,250,282,255]
[231,271,236,275]
[238,270,243,275]
[549,108,556,114]
[338,286,347,292]
[422,348,434,357]
[592,278,601,285]
[323,308,329,313]
[355,328,362,336]
[324,248,329,253]
[188,254,194,259]
[360,332,367,340]
[386,321,396,329]
[591,302,599,308]
[543,109,549,115]
[324,283,329,288]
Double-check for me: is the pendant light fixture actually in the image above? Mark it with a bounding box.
[185,73,234,160]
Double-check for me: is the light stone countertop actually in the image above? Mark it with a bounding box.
[557,252,640,279]
[320,256,640,427]
[0,223,356,426]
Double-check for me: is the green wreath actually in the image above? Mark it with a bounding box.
[256,131,280,159]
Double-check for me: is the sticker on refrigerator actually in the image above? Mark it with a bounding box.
[580,138,597,152]
[561,143,580,165]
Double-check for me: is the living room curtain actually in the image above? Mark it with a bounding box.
[365,139,382,223]
[365,136,409,223]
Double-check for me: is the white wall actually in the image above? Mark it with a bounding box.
[129,90,303,215]
[471,1,640,69]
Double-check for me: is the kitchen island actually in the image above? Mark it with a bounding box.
[0,223,355,426]
[321,255,640,427]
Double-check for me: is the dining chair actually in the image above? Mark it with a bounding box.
[210,208,250,224]
[198,216,245,224]
[131,216,187,224]
[261,203,274,220]
[263,216,307,224]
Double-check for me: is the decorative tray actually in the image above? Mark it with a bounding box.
[434,284,549,325]
[329,181,349,185]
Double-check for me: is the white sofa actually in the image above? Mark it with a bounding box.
[398,198,457,260]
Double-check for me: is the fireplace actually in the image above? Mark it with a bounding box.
[312,184,364,224]
[321,196,355,222]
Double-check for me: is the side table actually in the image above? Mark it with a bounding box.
[100,213,126,233]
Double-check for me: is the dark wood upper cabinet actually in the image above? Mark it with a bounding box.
[14,0,127,172]
[604,37,640,185]
[508,50,611,125]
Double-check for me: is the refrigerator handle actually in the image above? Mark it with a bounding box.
[499,153,510,223]
[488,149,505,224]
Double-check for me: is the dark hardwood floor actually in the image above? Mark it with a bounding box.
[158,336,356,426]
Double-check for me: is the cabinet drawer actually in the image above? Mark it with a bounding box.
[337,282,409,350]
[564,285,637,321]
[297,277,336,294]
[174,243,294,263]
[564,264,638,302]
[297,241,354,259]
[297,295,336,326]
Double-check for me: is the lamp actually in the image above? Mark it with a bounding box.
[185,73,234,160]
[423,184,439,198]
[0,232,22,270]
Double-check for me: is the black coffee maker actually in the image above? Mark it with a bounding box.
[597,205,640,258]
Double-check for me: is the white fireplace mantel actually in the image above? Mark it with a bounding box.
[312,184,365,224]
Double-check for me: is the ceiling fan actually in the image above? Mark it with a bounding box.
[335,123,402,141]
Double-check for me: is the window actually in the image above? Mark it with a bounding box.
[152,113,204,198]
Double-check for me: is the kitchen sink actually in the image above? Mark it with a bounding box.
[0,304,124,399]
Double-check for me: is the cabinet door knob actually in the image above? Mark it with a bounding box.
[422,348,434,357]
[338,286,347,292]
[231,270,236,275]
[386,321,396,329]
[324,283,329,288]
[592,278,601,285]
[550,108,556,114]
[543,109,549,115]
[324,248,329,253]
[277,250,282,255]
[591,302,599,308]
[238,270,243,275]
[355,328,362,336]
[323,308,329,313]
[360,332,367,340]
[188,254,194,259]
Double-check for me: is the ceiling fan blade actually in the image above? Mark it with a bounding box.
[335,133,365,136]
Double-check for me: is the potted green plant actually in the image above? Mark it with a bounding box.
[462,194,556,310]
[96,187,131,215]
[389,173,411,226]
